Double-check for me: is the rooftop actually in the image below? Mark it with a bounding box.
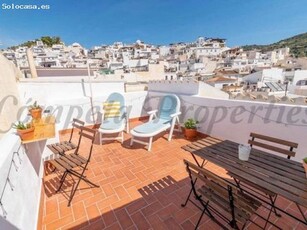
[1,59,307,229]
[40,121,305,230]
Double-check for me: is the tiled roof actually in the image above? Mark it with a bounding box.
[206,76,236,83]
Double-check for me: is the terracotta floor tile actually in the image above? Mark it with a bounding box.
[100,208,117,227]
[114,185,129,199]
[43,211,59,226]
[104,222,122,230]
[58,202,73,218]
[40,121,304,230]
[130,211,151,229]
[141,201,163,217]
[86,204,101,222]
[114,208,134,229]
[45,215,74,230]
[83,218,105,230]
[72,201,86,220]
[126,198,148,215]
[101,183,115,197]
[62,216,89,230]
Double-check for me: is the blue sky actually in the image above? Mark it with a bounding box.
[0,0,307,48]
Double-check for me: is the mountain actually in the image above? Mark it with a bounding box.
[241,32,307,57]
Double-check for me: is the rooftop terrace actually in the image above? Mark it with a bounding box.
[0,60,306,229]
[39,121,306,230]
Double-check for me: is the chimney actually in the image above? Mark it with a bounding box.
[26,48,38,78]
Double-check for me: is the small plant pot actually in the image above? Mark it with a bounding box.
[17,127,35,140]
[30,108,42,119]
[184,128,197,140]
[303,160,307,178]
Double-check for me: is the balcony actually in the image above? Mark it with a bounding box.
[0,77,306,229]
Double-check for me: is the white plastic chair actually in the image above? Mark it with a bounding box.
[98,93,129,144]
[130,94,181,151]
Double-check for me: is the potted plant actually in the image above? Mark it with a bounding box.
[184,118,198,140]
[303,157,307,178]
[12,121,35,140]
[29,101,42,119]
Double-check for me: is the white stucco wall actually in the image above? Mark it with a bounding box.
[17,78,147,130]
[146,91,307,162]
[181,96,307,162]
[262,68,283,82]
[199,82,229,99]
[0,132,45,230]
[243,71,262,83]
[148,80,200,95]
[292,70,307,86]
[0,54,22,139]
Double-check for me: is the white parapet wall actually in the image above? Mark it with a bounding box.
[16,78,147,130]
[0,132,44,230]
[0,54,22,139]
[147,91,307,162]
[148,80,229,99]
[148,80,200,95]
[182,96,307,162]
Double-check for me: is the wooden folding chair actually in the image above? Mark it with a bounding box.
[229,132,298,222]
[47,118,85,155]
[183,160,263,229]
[47,126,99,206]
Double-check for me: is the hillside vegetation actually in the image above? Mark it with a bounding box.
[242,32,307,57]
[9,36,62,50]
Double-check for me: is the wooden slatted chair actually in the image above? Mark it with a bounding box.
[47,118,85,155]
[183,160,262,230]
[229,132,298,221]
[47,126,99,206]
[248,132,298,159]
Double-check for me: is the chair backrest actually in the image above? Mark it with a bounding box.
[248,132,298,159]
[157,94,180,121]
[184,159,236,197]
[103,93,126,120]
[77,126,97,163]
[68,118,85,143]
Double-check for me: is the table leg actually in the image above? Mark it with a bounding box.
[296,203,307,224]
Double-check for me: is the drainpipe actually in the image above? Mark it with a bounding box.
[26,48,38,78]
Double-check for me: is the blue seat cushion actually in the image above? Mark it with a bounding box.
[133,119,171,134]
[100,118,123,130]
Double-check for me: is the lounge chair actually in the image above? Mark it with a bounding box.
[98,92,129,144]
[130,94,181,151]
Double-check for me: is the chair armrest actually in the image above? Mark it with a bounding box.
[148,110,158,121]
[147,110,158,115]
[170,112,181,118]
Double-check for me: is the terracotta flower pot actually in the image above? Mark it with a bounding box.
[184,128,197,140]
[17,127,35,140]
[303,160,307,178]
[30,108,42,119]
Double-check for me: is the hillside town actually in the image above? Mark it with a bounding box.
[1,0,307,228]
[2,36,307,102]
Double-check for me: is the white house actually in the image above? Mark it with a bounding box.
[243,68,284,88]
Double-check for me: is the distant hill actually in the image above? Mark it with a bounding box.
[241,32,307,57]
[9,36,62,50]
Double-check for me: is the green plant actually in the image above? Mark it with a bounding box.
[303,157,307,164]
[29,101,42,110]
[12,121,32,130]
[184,118,198,129]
